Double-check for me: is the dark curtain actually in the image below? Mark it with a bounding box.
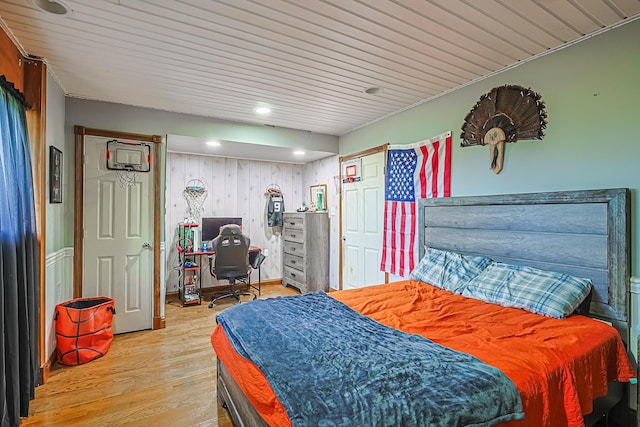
[0,76,39,427]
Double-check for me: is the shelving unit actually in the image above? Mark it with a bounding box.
[177,223,202,306]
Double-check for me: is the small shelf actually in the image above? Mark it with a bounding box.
[177,223,203,307]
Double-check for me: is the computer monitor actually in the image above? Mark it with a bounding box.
[201,217,243,242]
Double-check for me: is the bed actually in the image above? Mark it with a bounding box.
[211,188,636,427]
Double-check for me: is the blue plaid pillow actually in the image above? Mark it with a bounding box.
[461,262,593,319]
[409,247,492,293]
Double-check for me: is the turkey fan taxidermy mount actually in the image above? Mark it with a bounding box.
[460,84,547,174]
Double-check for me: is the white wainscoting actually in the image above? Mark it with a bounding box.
[45,247,74,360]
[630,276,639,411]
[630,276,640,357]
[160,241,165,318]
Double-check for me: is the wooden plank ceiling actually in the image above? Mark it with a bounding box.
[1,0,639,136]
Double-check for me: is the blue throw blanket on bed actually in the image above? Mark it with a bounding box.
[216,292,524,427]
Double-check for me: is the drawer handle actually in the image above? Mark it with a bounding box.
[291,234,296,238]
[291,273,296,277]
[291,260,296,264]
[289,222,295,225]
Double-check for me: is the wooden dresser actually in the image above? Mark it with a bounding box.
[282,212,329,293]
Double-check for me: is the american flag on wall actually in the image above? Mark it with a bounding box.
[380,131,452,276]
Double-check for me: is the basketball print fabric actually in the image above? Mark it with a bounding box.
[55,297,116,365]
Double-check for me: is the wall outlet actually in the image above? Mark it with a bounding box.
[263,248,269,257]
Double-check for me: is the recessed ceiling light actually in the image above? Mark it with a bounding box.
[255,106,271,114]
[206,140,221,147]
[293,150,305,156]
[32,0,72,15]
[364,87,382,95]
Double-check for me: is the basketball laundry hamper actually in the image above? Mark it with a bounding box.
[55,297,116,365]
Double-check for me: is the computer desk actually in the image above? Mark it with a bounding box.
[182,247,263,302]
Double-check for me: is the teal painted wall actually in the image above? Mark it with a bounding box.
[340,19,640,275]
[45,71,69,252]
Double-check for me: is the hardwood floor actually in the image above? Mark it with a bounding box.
[22,284,299,427]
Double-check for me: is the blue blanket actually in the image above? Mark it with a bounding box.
[217,292,524,427]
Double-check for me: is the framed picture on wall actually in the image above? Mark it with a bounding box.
[310,184,327,211]
[49,146,62,203]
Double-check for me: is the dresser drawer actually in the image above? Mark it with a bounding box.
[283,265,306,285]
[283,241,304,257]
[283,227,304,244]
[283,215,304,230]
[283,253,305,273]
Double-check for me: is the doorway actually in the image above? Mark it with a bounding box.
[340,147,387,290]
[73,126,164,332]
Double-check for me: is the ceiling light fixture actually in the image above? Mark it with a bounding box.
[293,150,305,155]
[364,87,382,95]
[32,0,72,15]
[255,106,271,114]
[206,140,221,147]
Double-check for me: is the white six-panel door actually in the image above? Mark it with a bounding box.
[341,151,386,290]
[83,136,153,334]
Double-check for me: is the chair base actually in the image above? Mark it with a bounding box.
[208,291,256,308]
[208,280,256,308]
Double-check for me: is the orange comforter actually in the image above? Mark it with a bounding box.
[211,281,635,427]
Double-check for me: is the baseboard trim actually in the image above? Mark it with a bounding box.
[39,347,57,385]
[249,278,282,288]
[153,316,166,330]
[165,279,283,300]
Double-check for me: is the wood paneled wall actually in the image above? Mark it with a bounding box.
[0,28,23,90]
[301,155,340,288]
[165,153,304,291]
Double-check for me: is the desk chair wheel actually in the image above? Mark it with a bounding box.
[208,281,256,308]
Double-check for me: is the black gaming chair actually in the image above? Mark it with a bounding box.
[208,224,256,308]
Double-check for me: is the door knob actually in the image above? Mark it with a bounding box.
[142,242,152,249]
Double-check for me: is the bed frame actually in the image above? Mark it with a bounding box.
[418,188,632,426]
[217,188,633,426]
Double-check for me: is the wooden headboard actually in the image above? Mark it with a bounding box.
[418,188,631,346]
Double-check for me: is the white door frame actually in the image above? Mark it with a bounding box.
[73,126,165,330]
[339,145,388,290]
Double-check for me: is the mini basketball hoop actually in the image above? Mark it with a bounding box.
[116,170,138,189]
[346,165,357,181]
[106,140,151,189]
[183,179,208,222]
[341,159,362,184]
